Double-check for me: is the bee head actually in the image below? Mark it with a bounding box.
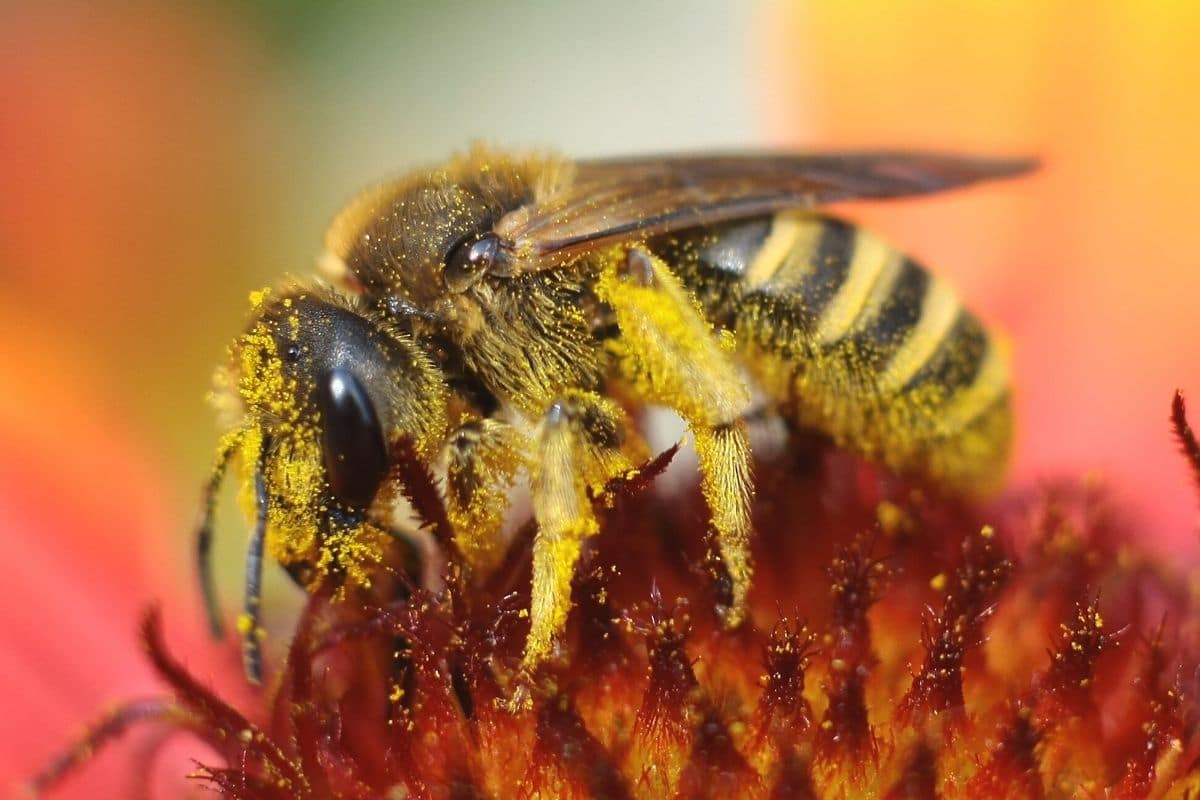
[202,285,447,679]
[231,286,448,514]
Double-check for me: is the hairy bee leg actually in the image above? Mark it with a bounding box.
[195,431,241,639]
[693,421,754,623]
[239,441,270,684]
[524,405,596,677]
[595,247,755,626]
[444,418,526,577]
[521,392,632,682]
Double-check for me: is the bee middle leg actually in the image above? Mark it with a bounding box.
[522,390,632,677]
[595,246,755,625]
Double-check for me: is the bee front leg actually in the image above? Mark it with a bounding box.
[195,429,242,639]
[444,418,526,577]
[595,247,755,625]
[521,391,632,683]
[240,437,271,684]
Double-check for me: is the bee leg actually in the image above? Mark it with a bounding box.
[521,391,632,686]
[195,431,240,639]
[239,441,270,684]
[595,246,755,625]
[444,418,526,577]
[693,420,753,623]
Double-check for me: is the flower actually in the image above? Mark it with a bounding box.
[0,309,200,797]
[30,399,1200,798]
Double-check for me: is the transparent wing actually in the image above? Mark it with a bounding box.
[495,151,1036,269]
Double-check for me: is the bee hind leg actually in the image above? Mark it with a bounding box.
[693,421,754,624]
[594,246,756,626]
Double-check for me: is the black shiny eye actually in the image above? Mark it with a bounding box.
[315,368,389,509]
[444,232,500,292]
[284,343,302,362]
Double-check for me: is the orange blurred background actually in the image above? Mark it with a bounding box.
[2,1,1199,795]
[764,2,1200,543]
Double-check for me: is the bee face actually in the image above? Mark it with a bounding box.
[204,285,451,679]
[234,289,448,481]
[230,289,453,547]
[233,293,391,507]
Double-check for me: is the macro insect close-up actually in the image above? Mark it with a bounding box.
[12,4,1200,798]
[198,145,1031,688]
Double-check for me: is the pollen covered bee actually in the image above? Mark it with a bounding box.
[196,145,1032,685]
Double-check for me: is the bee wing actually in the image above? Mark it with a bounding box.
[496,152,1036,269]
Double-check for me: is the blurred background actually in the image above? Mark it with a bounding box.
[3,1,1200,794]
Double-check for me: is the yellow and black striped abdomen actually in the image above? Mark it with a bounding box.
[664,211,1012,496]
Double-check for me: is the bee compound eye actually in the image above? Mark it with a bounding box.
[316,368,389,509]
[444,232,500,292]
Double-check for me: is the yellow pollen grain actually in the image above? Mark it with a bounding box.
[876,500,909,536]
[236,613,256,636]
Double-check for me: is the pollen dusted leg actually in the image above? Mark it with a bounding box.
[240,441,271,684]
[595,247,756,624]
[443,417,525,576]
[522,390,632,679]
[195,430,242,639]
[693,420,754,623]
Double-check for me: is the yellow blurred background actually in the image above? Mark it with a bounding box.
[3,0,1200,791]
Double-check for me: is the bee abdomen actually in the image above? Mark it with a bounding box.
[669,212,1012,494]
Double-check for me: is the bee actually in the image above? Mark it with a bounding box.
[196,145,1032,685]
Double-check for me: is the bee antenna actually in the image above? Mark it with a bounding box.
[241,437,271,684]
[196,434,240,640]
